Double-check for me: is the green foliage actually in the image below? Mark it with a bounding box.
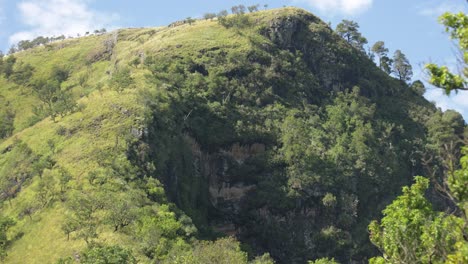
[449,150,468,206]
[231,5,247,15]
[251,253,275,264]
[2,55,16,78]
[31,67,76,121]
[105,194,138,232]
[57,167,72,197]
[308,257,339,264]
[424,109,465,179]
[217,10,228,19]
[426,110,464,150]
[170,237,248,264]
[136,204,196,260]
[12,35,65,52]
[129,57,141,68]
[369,176,463,263]
[0,217,15,260]
[185,17,196,26]
[0,99,15,139]
[63,190,104,244]
[203,13,217,21]
[322,193,337,207]
[51,66,70,83]
[80,244,137,264]
[78,72,89,87]
[35,170,57,207]
[217,5,253,28]
[425,12,467,93]
[410,80,426,96]
[218,13,251,28]
[10,62,34,86]
[0,140,38,205]
[281,87,385,197]
[392,50,413,82]
[336,20,368,52]
[426,64,465,94]
[248,5,260,13]
[371,41,392,74]
[109,67,134,92]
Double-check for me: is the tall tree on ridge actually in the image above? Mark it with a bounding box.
[372,41,393,74]
[336,20,368,52]
[393,50,413,82]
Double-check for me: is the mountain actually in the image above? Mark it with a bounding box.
[0,7,464,264]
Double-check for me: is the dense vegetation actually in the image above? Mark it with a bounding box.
[0,7,466,264]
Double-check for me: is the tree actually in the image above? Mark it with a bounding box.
[63,191,103,244]
[20,201,37,220]
[371,41,392,74]
[8,46,16,55]
[369,89,468,261]
[410,80,426,96]
[248,4,260,13]
[185,17,196,25]
[308,258,339,264]
[2,55,16,78]
[48,66,70,83]
[0,217,15,260]
[171,237,249,264]
[32,155,55,178]
[80,244,137,264]
[191,237,248,264]
[217,10,228,20]
[32,67,75,121]
[251,253,275,264]
[10,62,34,86]
[36,170,57,207]
[392,50,413,82]
[0,102,15,139]
[335,20,368,52]
[426,12,468,94]
[105,195,137,232]
[17,40,34,51]
[32,79,60,115]
[231,5,246,15]
[218,6,251,28]
[0,52,3,73]
[203,13,216,21]
[369,176,463,263]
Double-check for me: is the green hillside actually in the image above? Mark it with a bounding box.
[0,7,465,264]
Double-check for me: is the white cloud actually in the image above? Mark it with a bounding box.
[9,0,118,44]
[425,88,468,121]
[418,0,467,17]
[295,0,373,16]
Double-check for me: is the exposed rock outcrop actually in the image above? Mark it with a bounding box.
[185,136,265,216]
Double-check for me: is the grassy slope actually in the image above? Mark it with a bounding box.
[0,8,305,263]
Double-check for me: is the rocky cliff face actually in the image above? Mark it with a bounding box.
[261,11,395,96]
[264,15,304,48]
[185,135,265,234]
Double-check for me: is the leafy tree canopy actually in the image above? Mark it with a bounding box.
[426,12,468,94]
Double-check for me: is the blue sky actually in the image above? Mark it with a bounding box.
[0,0,467,119]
